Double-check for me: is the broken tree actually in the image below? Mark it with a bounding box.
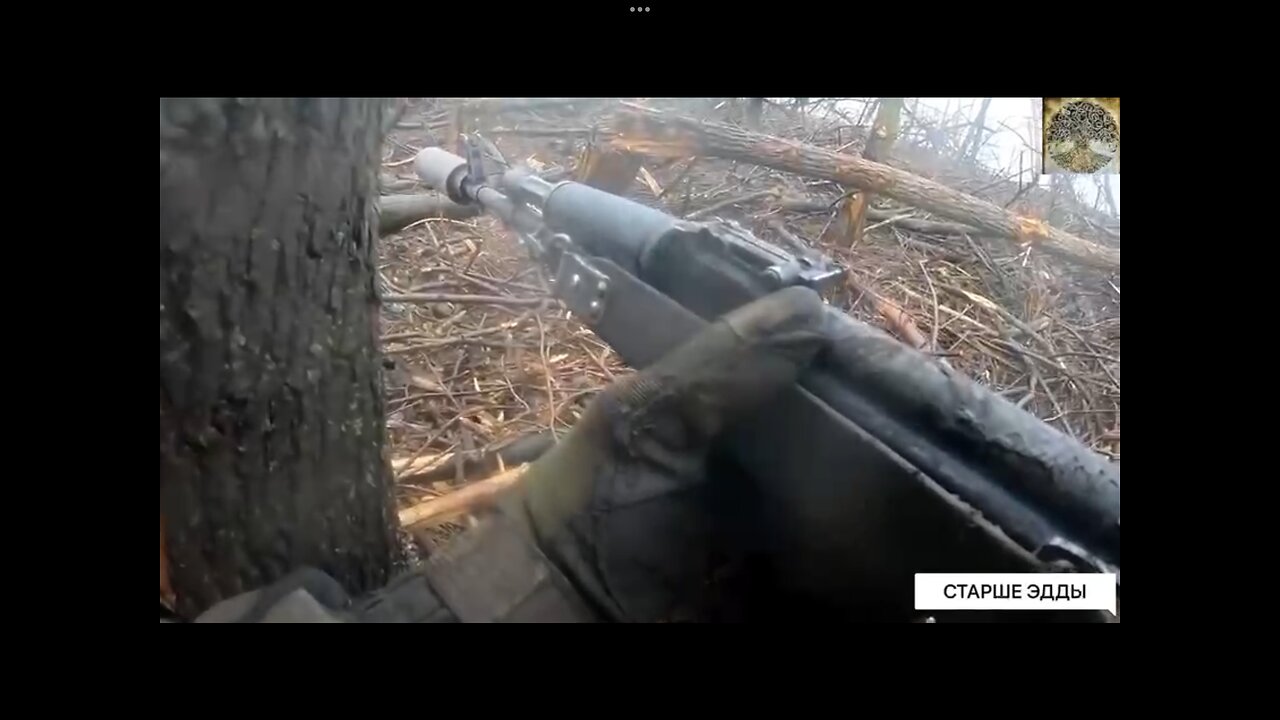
[160,98,399,618]
[959,98,993,163]
[607,105,1120,272]
[830,98,902,248]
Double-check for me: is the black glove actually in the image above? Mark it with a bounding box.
[504,286,830,622]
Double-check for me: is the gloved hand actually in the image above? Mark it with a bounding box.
[176,286,830,624]
[502,286,830,622]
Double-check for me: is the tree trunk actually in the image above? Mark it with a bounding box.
[745,98,764,129]
[1100,176,1119,218]
[837,98,903,247]
[608,105,1120,272]
[863,99,902,163]
[159,98,398,618]
[960,97,992,162]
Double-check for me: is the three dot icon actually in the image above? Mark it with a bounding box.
[630,6,651,10]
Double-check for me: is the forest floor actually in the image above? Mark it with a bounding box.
[376,98,1121,556]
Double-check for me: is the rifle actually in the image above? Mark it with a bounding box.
[414,140,1120,621]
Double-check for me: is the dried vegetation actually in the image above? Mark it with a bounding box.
[378,98,1120,549]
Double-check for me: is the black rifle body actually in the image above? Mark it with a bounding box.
[415,147,1120,620]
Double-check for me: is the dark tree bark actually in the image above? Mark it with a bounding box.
[160,98,398,618]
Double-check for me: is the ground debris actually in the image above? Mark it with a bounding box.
[379,98,1120,551]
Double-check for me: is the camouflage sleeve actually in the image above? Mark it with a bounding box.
[187,509,599,623]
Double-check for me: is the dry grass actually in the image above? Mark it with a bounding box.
[378,98,1120,551]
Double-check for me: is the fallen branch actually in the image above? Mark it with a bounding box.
[610,106,1119,271]
[871,294,929,350]
[770,209,967,260]
[398,464,528,528]
[638,166,664,197]
[378,194,480,235]
[489,126,594,137]
[380,175,418,193]
[383,314,532,352]
[461,98,609,113]
[846,277,929,350]
[780,196,983,237]
[394,453,451,479]
[896,237,970,263]
[937,284,1049,350]
[394,431,555,485]
[893,282,999,336]
[1079,213,1121,242]
[382,293,547,307]
[686,188,776,219]
[763,218,811,254]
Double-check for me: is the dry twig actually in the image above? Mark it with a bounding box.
[398,464,529,529]
[383,293,546,307]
